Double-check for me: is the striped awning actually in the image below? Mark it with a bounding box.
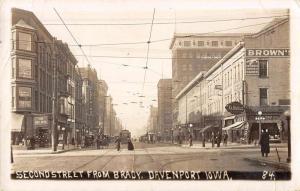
[199,125,213,133]
[222,121,245,131]
[11,113,24,132]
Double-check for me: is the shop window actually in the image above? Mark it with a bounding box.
[225,41,232,46]
[18,87,32,108]
[260,88,268,106]
[18,32,32,51]
[212,41,218,47]
[259,60,268,78]
[18,58,32,79]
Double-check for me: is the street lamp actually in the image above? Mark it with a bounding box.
[284,110,291,163]
[255,111,265,142]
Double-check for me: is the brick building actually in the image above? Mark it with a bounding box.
[170,33,245,129]
[176,18,290,143]
[10,8,84,148]
[157,79,173,141]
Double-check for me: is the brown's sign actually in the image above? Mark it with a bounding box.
[246,48,289,57]
[225,102,245,115]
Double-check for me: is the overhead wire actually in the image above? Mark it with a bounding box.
[53,8,92,67]
[43,14,288,26]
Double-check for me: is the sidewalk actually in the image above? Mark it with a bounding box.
[12,144,79,155]
[180,141,290,170]
[180,141,287,150]
[244,149,290,170]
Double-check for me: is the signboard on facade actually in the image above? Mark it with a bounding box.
[246,48,289,57]
[225,102,244,115]
[245,59,259,75]
[34,116,48,126]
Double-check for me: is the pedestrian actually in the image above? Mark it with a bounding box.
[189,133,193,147]
[216,132,221,147]
[223,131,228,146]
[115,136,121,151]
[202,132,205,147]
[260,129,270,157]
[127,138,134,150]
[211,132,215,148]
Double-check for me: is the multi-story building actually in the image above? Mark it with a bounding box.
[98,79,108,135]
[79,66,100,136]
[10,8,84,148]
[170,33,245,129]
[146,106,158,137]
[157,79,173,141]
[104,95,112,136]
[176,18,290,143]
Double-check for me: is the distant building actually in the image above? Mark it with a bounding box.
[79,66,100,136]
[170,33,245,128]
[147,106,158,134]
[157,79,172,141]
[176,18,290,143]
[98,79,108,134]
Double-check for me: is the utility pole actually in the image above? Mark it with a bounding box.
[51,39,57,152]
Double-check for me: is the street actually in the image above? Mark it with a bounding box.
[12,142,289,172]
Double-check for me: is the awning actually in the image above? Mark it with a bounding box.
[222,121,245,131]
[11,113,24,132]
[199,125,213,133]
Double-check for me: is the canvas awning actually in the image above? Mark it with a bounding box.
[11,113,24,132]
[199,125,213,133]
[222,121,245,131]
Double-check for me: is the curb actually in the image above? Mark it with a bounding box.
[244,157,290,170]
[14,148,79,155]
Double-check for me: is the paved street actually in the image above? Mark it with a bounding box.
[12,142,289,172]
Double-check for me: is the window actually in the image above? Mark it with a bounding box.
[225,41,232,46]
[198,41,204,46]
[12,86,15,107]
[260,88,268,106]
[279,99,290,105]
[12,58,16,78]
[18,59,32,79]
[212,41,218,47]
[18,32,32,51]
[18,87,32,108]
[259,60,268,77]
[184,41,191,47]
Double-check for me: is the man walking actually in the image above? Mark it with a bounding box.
[211,132,215,148]
[115,136,121,151]
[260,129,270,157]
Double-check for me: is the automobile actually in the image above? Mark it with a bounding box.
[269,134,281,143]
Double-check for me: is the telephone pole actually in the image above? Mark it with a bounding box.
[51,39,57,152]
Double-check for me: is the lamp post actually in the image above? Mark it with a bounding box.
[256,111,265,142]
[284,110,291,163]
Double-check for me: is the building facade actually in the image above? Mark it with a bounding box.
[176,18,290,143]
[10,8,84,148]
[157,79,173,141]
[170,33,245,129]
[98,79,108,135]
[79,66,100,136]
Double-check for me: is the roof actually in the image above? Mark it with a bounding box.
[248,17,289,38]
[175,71,206,100]
[169,33,247,49]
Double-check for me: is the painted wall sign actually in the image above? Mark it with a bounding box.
[245,59,259,75]
[246,48,289,57]
[34,116,48,126]
[225,102,245,115]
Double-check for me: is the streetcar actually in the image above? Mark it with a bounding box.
[120,129,131,144]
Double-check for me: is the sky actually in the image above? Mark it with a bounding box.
[1,0,289,137]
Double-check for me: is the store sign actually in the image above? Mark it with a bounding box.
[245,59,259,75]
[34,116,48,126]
[225,102,245,115]
[246,49,289,57]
